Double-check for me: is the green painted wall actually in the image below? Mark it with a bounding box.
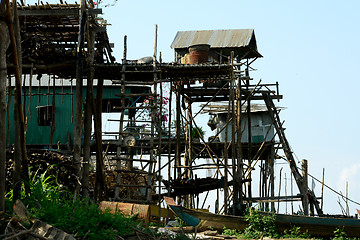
[6,85,134,147]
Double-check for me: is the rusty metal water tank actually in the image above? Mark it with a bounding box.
[188,44,210,64]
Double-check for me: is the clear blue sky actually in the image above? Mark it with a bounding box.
[100,0,360,215]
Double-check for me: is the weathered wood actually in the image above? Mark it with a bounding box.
[321,168,325,211]
[244,195,303,203]
[82,30,95,198]
[18,8,102,16]
[93,36,107,201]
[175,84,181,181]
[49,75,56,147]
[114,35,127,201]
[0,0,9,211]
[234,58,243,214]
[73,0,86,199]
[302,159,309,216]
[148,24,157,204]
[263,93,323,216]
[6,0,29,199]
[94,76,107,201]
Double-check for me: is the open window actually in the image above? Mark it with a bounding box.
[36,105,53,126]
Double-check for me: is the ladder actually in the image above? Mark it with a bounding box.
[262,93,323,216]
[113,62,161,204]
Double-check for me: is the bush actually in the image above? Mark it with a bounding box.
[283,225,311,239]
[5,166,139,239]
[242,208,279,239]
[332,227,351,240]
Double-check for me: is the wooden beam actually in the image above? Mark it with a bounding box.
[244,195,303,203]
[18,8,102,16]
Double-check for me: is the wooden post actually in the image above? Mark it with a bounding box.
[302,159,309,216]
[223,84,230,213]
[93,39,107,201]
[93,76,106,201]
[6,76,11,146]
[234,54,243,215]
[114,35,127,201]
[246,100,252,205]
[50,75,56,147]
[166,81,173,222]
[0,1,9,211]
[175,84,181,181]
[73,0,87,199]
[149,24,157,204]
[82,30,96,198]
[277,167,282,212]
[264,157,269,210]
[6,0,29,199]
[321,168,325,211]
[270,147,275,212]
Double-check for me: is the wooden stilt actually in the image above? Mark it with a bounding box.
[0,3,9,210]
[73,0,86,199]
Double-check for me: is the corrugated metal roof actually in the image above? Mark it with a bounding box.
[170,29,256,49]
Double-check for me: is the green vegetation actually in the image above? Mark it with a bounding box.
[242,208,279,239]
[4,166,188,240]
[191,126,205,139]
[222,209,306,239]
[4,167,359,240]
[332,227,351,240]
[283,225,311,239]
[221,209,360,240]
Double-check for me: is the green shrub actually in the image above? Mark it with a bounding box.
[222,227,242,237]
[242,208,279,239]
[283,225,311,239]
[332,227,351,240]
[5,166,139,239]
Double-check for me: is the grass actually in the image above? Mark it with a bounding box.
[4,166,188,240]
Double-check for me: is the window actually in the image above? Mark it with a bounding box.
[36,105,53,126]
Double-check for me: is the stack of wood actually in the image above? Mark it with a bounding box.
[5,149,77,193]
[89,168,150,200]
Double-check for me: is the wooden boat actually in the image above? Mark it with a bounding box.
[164,197,360,238]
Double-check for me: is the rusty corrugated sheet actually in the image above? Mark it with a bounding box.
[170,29,256,49]
[99,201,151,224]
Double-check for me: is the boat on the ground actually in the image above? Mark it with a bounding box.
[164,197,360,238]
